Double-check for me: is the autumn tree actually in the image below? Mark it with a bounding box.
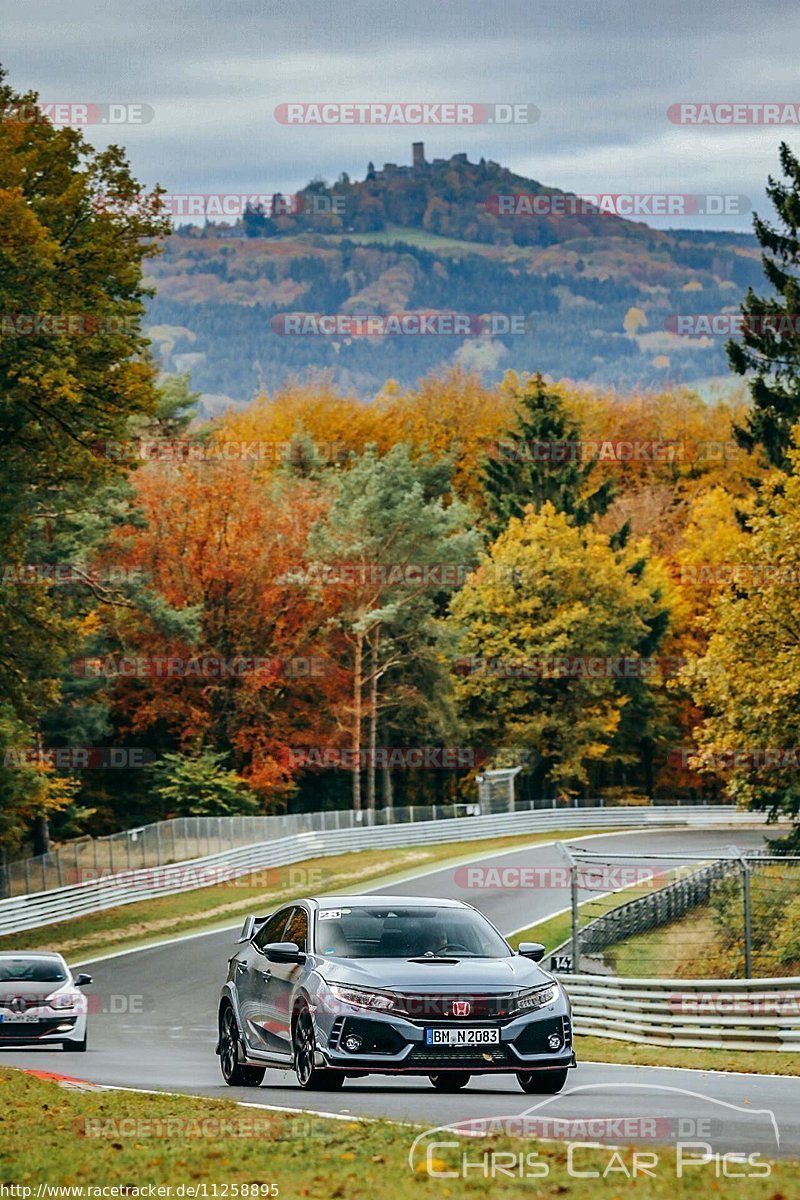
[450,503,673,798]
[99,458,340,814]
[0,66,169,852]
[679,433,800,834]
[377,367,513,503]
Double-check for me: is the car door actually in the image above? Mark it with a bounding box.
[263,905,310,1059]
[235,907,292,1055]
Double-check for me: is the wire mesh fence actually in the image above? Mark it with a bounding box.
[1,794,735,898]
[551,848,800,980]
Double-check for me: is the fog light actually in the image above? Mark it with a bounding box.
[548,1033,561,1050]
[344,1035,363,1052]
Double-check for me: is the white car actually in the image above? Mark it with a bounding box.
[0,952,92,1052]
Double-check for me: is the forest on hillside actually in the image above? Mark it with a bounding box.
[3,65,800,860]
[146,231,763,400]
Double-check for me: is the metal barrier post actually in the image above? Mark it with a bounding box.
[740,855,753,979]
[559,844,580,973]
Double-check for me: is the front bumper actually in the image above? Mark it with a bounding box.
[315,1005,575,1075]
[0,1011,86,1047]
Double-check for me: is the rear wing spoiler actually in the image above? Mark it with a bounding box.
[236,914,270,943]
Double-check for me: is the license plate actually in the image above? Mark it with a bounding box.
[425,1027,500,1046]
[0,1013,39,1023]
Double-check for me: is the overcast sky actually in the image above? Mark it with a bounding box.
[2,0,797,230]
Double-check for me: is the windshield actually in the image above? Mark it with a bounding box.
[315,906,512,959]
[0,957,67,983]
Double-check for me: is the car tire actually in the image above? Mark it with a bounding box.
[293,1008,345,1090]
[429,1073,471,1091]
[62,1035,87,1052]
[219,1005,265,1087]
[516,1068,569,1094]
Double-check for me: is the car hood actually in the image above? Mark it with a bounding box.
[315,955,554,991]
[0,980,71,1004]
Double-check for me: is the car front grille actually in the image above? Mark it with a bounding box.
[393,992,516,1022]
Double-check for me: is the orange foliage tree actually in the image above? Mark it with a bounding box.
[106,460,346,801]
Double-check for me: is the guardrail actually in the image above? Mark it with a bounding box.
[1,796,733,899]
[561,973,800,1051]
[0,804,756,935]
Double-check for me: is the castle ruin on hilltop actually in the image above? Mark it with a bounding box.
[375,143,486,177]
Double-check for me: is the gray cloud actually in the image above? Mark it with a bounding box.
[1,0,797,228]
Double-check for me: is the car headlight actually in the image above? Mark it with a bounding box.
[329,984,397,1013]
[47,991,79,1010]
[509,983,559,1015]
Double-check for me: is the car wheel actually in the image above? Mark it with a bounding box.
[293,1008,344,1090]
[219,1005,265,1087]
[62,1035,87,1052]
[516,1068,569,1094]
[429,1072,471,1091]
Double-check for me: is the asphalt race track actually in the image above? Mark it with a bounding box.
[4,826,796,1160]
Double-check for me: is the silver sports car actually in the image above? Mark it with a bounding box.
[217,895,574,1092]
[0,952,92,1051]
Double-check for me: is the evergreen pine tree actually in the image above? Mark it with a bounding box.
[481,374,616,537]
[728,142,800,468]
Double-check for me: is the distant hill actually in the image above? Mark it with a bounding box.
[144,146,762,403]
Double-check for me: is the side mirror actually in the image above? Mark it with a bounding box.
[262,941,305,964]
[517,942,546,962]
[73,973,92,986]
[237,915,257,943]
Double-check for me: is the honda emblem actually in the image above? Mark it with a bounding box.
[452,1000,471,1017]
